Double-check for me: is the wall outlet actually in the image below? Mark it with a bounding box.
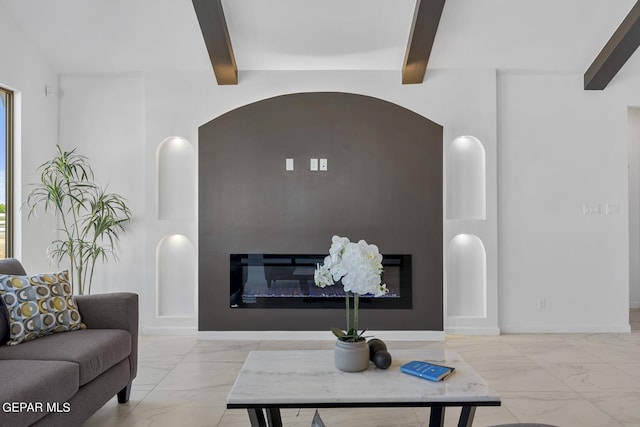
[537,297,547,311]
[319,158,327,171]
[583,203,602,215]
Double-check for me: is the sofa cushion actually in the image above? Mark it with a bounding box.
[0,270,86,345]
[0,359,79,427]
[0,259,29,345]
[0,302,8,345]
[0,329,131,386]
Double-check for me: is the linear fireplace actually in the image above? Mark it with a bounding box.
[230,254,412,309]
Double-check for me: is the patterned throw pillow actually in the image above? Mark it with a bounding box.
[0,270,86,345]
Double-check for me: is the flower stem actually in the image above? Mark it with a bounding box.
[354,293,359,337]
[345,291,350,334]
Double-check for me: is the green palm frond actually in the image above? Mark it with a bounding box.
[25,145,131,295]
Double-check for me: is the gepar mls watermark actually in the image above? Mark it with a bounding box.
[2,402,71,413]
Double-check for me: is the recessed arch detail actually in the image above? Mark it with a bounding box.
[446,135,486,220]
[156,234,196,317]
[447,234,487,318]
[157,136,195,220]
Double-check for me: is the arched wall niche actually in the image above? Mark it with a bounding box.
[157,136,195,220]
[446,135,486,220]
[198,92,444,332]
[156,234,196,317]
[447,234,487,318]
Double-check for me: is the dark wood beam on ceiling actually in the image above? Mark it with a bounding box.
[192,0,238,85]
[584,1,640,90]
[402,0,446,85]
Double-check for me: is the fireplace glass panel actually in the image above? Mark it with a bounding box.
[230,254,411,309]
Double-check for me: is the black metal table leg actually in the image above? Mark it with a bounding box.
[429,406,445,427]
[458,406,476,427]
[246,404,478,427]
[247,408,267,427]
[266,408,283,427]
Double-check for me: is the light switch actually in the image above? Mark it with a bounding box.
[319,158,328,171]
[310,158,318,171]
[606,203,619,215]
[285,158,294,171]
[583,203,602,215]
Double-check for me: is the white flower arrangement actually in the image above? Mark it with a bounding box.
[314,235,388,341]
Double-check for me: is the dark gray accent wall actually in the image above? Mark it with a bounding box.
[198,92,443,331]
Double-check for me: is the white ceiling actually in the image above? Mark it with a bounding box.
[1,0,639,75]
[221,0,416,70]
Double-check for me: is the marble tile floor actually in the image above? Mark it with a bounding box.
[84,310,640,427]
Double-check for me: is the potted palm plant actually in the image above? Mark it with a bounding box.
[26,145,132,295]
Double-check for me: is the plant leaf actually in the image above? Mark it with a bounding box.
[331,327,346,339]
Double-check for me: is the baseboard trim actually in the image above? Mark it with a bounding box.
[142,324,633,336]
[500,324,632,334]
[142,326,198,336]
[445,326,501,336]
[630,301,640,309]
[196,330,445,341]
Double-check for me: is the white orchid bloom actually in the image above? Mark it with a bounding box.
[315,235,388,297]
[314,263,334,288]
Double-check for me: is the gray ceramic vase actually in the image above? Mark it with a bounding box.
[334,340,370,372]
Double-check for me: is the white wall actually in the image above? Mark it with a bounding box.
[58,74,146,297]
[0,6,59,273]
[499,72,631,332]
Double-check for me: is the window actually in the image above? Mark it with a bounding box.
[0,87,13,259]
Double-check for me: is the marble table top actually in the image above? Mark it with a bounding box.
[227,349,500,408]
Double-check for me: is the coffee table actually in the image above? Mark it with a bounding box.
[227,349,500,427]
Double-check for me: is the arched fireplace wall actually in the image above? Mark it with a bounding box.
[198,92,443,332]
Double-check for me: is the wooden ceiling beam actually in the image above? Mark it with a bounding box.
[402,0,446,85]
[192,0,238,85]
[584,1,640,90]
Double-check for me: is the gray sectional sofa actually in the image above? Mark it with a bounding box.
[0,258,138,427]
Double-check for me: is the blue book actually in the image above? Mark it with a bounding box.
[400,361,455,382]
